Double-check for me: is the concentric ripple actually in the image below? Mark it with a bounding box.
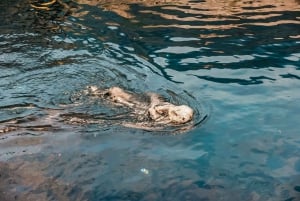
[64,85,209,133]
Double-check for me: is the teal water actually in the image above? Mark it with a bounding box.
[0,0,300,200]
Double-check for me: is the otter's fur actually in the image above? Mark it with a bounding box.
[88,86,194,124]
[0,87,195,135]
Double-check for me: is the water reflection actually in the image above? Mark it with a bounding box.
[72,0,300,85]
[78,0,300,19]
[78,0,300,30]
[1,0,77,35]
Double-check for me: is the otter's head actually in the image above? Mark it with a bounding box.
[168,105,193,124]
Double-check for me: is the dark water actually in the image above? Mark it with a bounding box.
[1,0,300,200]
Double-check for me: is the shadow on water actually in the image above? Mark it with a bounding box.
[1,0,300,200]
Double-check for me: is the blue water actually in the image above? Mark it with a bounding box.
[1,0,300,200]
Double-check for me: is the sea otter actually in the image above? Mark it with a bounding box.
[0,86,195,135]
[87,86,194,125]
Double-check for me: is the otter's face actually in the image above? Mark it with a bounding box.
[168,105,193,124]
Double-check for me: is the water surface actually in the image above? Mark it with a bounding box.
[1,0,300,200]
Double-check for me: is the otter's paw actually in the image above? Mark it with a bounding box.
[148,104,171,122]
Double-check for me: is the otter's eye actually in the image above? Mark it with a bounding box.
[112,96,118,102]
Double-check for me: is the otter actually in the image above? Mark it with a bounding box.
[0,87,195,135]
[87,86,194,125]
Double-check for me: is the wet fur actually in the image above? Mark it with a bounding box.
[88,86,194,125]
